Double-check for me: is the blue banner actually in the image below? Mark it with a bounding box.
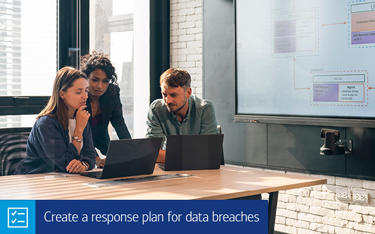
[1,200,267,234]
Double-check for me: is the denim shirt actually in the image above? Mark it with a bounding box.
[15,115,96,174]
[146,95,218,150]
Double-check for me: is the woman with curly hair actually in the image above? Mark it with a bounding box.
[80,51,131,167]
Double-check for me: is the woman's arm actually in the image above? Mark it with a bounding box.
[80,123,96,170]
[109,88,132,139]
[33,122,83,172]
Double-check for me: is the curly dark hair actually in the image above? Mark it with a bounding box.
[80,50,118,85]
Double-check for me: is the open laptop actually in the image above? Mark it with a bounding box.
[159,134,224,171]
[81,137,163,179]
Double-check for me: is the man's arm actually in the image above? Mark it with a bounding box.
[200,102,218,134]
[157,150,166,163]
[146,105,167,163]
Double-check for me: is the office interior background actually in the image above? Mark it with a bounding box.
[1,0,375,233]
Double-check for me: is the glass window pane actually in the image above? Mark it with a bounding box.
[0,0,58,96]
[0,0,58,128]
[0,115,37,128]
[89,0,149,138]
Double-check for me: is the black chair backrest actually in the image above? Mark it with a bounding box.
[0,128,31,176]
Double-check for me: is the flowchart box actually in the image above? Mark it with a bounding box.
[312,74,365,103]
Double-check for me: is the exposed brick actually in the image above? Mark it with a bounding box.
[285,218,295,226]
[311,184,322,191]
[275,224,287,233]
[275,216,286,224]
[195,7,202,14]
[362,214,375,224]
[175,29,187,35]
[178,8,194,16]
[195,19,202,28]
[171,42,186,49]
[179,34,195,42]
[309,206,335,217]
[171,23,178,30]
[186,0,201,8]
[179,48,191,55]
[186,14,201,22]
[322,200,349,211]
[187,40,202,48]
[187,54,201,61]
[363,180,375,190]
[179,21,195,29]
[171,55,186,62]
[336,177,363,188]
[284,225,298,234]
[279,194,298,203]
[310,191,335,201]
[178,61,195,68]
[175,2,187,10]
[286,188,310,197]
[335,210,362,222]
[294,220,310,229]
[348,204,371,215]
[296,228,318,234]
[297,196,321,206]
[335,226,364,234]
[348,221,375,233]
[321,216,349,227]
[297,212,322,223]
[277,201,286,209]
[171,36,178,43]
[187,27,202,34]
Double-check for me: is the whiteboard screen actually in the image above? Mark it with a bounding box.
[236,0,375,119]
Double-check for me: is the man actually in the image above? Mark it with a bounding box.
[146,68,218,163]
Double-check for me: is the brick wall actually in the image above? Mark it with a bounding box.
[170,0,203,98]
[265,169,375,234]
[170,1,375,233]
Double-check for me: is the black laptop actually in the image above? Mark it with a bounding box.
[160,134,224,171]
[81,137,163,179]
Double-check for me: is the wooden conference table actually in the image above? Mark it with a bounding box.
[0,165,326,234]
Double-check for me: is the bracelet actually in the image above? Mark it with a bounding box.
[72,136,83,142]
[81,161,89,170]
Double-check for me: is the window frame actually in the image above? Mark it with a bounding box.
[0,0,89,116]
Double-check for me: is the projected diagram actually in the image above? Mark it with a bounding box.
[274,3,373,107]
[311,71,368,106]
[273,9,318,57]
[350,2,375,47]
[236,0,375,117]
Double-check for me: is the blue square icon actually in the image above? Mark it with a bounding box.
[8,208,28,228]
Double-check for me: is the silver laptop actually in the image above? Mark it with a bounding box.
[81,137,163,179]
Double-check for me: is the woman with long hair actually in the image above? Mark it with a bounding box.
[15,67,96,174]
[81,51,131,167]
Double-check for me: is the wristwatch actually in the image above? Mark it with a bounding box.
[72,136,83,142]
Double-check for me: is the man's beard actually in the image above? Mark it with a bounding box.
[166,100,187,113]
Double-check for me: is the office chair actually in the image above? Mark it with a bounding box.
[0,128,31,176]
[217,125,225,165]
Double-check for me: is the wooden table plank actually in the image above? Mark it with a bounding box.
[0,165,326,200]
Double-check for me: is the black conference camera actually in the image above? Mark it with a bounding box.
[320,129,352,155]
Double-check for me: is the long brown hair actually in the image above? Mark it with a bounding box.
[37,67,87,129]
